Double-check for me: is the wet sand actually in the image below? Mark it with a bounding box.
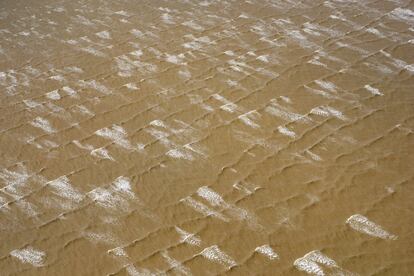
[0,0,413,275]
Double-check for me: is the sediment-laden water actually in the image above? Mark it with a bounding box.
[0,0,413,275]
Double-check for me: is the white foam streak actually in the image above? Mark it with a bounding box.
[220,103,238,113]
[0,165,30,197]
[125,83,139,90]
[161,13,175,25]
[181,197,228,221]
[73,105,94,116]
[294,258,324,275]
[96,30,111,39]
[78,79,111,94]
[364,85,383,96]
[48,176,84,202]
[30,117,56,133]
[45,90,60,100]
[315,80,337,92]
[199,245,237,268]
[346,214,397,240]
[278,126,296,138]
[113,176,133,196]
[95,125,134,150]
[197,186,225,207]
[306,150,322,161]
[10,247,46,267]
[265,100,308,123]
[238,111,260,128]
[195,186,261,229]
[390,8,414,23]
[182,21,204,31]
[62,86,78,97]
[166,54,186,65]
[175,227,201,246]
[166,148,194,160]
[91,147,114,161]
[161,251,192,275]
[310,106,347,120]
[88,176,135,212]
[294,250,337,276]
[255,245,279,260]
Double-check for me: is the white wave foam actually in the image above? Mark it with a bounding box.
[315,80,337,92]
[115,10,129,16]
[199,245,237,268]
[130,29,144,38]
[175,226,201,246]
[107,246,127,257]
[256,55,269,63]
[48,176,84,202]
[161,13,175,25]
[294,250,337,276]
[83,231,119,245]
[16,199,39,217]
[310,106,347,120]
[88,176,135,212]
[78,79,111,94]
[220,102,238,113]
[255,245,279,260]
[73,105,94,116]
[277,126,296,138]
[113,176,133,196]
[166,148,194,160]
[30,117,56,133]
[166,54,186,65]
[238,110,261,128]
[62,86,78,97]
[81,47,106,57]
[197,186,225,207]
[265,102,305,122]
[196,186,261,229]
[346,214,397,240]
[91,147,114,161]
[149,119,167,128]
[10,247,45,267]
[233,181,260,195]
[126,265,154,276]
[305,150,322,161]
[305,85,337,99]
[73,140,93,150]
[124,83,139,90]
[390,8,414,23]
[364,85,383,96]
[161,251,192,275]
[95,125,134,150]
[181,197,228,221]
[0,164,31,198]
[96,30,111,39]
[182,21,204,31]
[45,90,61,100]
[24,99,43,110]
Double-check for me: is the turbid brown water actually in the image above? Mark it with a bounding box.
[0,0,413,275]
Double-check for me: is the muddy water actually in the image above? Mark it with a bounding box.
[0,0,413,275]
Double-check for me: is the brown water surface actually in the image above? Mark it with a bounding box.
[0,0,413,275]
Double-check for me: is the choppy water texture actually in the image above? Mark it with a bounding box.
[0,0,413,275]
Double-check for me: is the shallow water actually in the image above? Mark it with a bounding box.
[0,0,413,275]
